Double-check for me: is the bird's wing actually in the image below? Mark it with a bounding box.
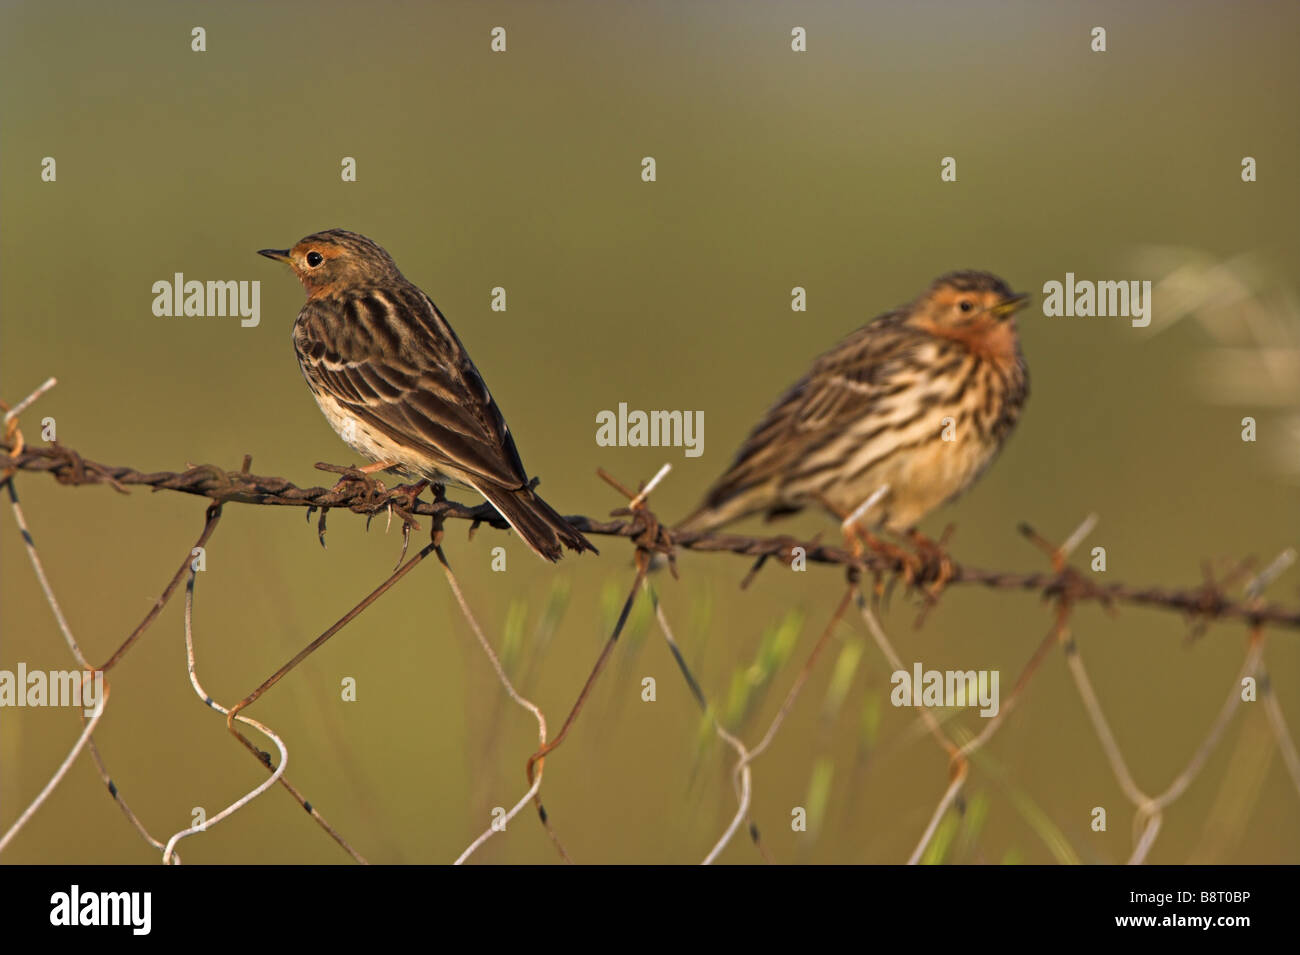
[294,285,530,490]
[701,313,924,503]
[793,314,924,432]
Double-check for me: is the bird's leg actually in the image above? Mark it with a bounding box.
[820,491,907,565]
[904,524,956,600]
[311,461,403,549]
[818,490,910,601]
[384,479,429,568]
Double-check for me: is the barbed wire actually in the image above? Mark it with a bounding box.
[5,442,1298,630]
[2,379,1297,865]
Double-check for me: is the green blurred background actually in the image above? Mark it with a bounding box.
[2,0,1297,864]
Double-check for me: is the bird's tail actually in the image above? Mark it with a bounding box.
[673,505,723,538]
[474,482,597,562]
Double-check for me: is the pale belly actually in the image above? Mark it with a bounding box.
[310,388,471,489]
[858,435,997,531]
[812,411,1000,533]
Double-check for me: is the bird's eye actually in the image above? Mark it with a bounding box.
[306,251,324,267]
[958,300,973,313]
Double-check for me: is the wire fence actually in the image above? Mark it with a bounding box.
[2,377,1298,864]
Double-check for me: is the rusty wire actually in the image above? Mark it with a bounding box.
[4,443,1297,630]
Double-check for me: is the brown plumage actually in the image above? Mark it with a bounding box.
[259,229,595,562]
[678,271,1029,536]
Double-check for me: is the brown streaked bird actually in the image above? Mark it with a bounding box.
[678,271,1029,540]
[258,229,595,562]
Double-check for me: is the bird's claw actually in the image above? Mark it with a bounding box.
[385,480,429,569]
[904,526,957,626]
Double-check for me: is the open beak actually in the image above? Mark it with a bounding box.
[992,292,1029,319]
[257,248,292,263]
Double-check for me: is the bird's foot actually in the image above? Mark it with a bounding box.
[309,461,402,549]
[375,480,429,569]
[905,526,955,591]
[840,522,910,605]
[902,525,956,625]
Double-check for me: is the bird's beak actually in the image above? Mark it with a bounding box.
[257,248,292,263]
[992,292,1029,318]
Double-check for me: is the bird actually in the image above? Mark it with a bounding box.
[676,271,1029,546]
[258,229,596,562]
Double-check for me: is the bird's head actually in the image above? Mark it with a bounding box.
[258,229,402,297]
[910,271,1029,332]
[905,270,1030,372]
